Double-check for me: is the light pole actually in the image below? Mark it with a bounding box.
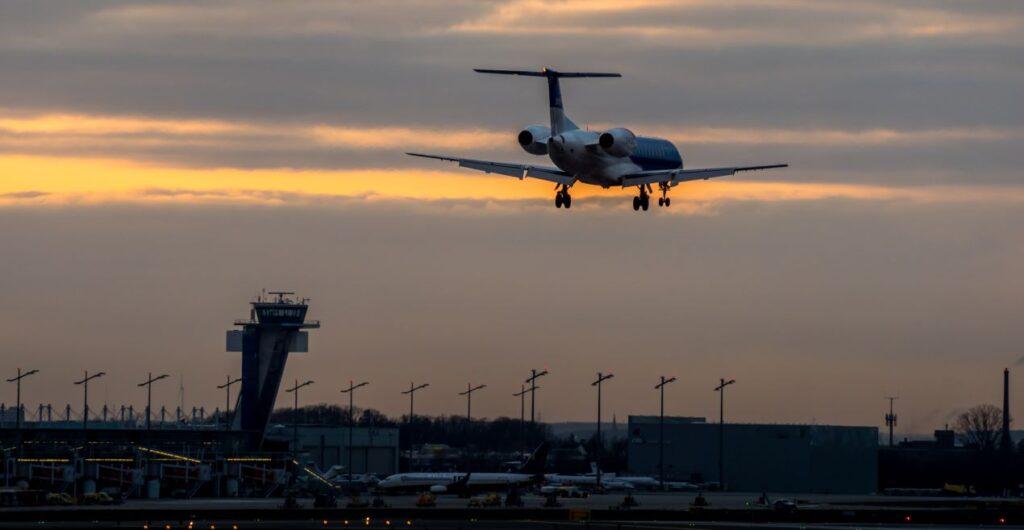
[401,382,429,422]
[6,368,39,431]
[459,383,486,423]
[217,375,242,430]
[525,369,548,424]
[655,375,677,491]
[513,384,532,456]
[459,383,486,472]
[74,371,106,431]
[591,372,614,490]
[714,378,736,491]
[341,380,369,483]
[137,373,169,431]
[285,379,314,454]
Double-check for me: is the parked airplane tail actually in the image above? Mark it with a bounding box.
[444,471,472,496]
[518,441,551,476]
[474,68,621,135]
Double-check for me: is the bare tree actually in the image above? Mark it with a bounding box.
[954,404,1004,451]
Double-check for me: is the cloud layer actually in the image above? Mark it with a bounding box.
[0,1,1022,433]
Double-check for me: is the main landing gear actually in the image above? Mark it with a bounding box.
[554,184,572,209]
[632,183,673,212]
[632,184,651,212]
[657,182,672,208]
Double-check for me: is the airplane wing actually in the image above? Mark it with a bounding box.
[620,164,788,188]
[407,152,576,186]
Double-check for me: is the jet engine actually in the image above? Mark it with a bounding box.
[598,127,636,157]
[518,125,551,155]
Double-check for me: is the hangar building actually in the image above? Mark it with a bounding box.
[627,416,878,493]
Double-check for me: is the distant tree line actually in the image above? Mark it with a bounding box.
[884,403,1021,495]
[953,404,1013,453]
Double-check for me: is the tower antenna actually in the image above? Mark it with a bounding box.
[885,396,898,447]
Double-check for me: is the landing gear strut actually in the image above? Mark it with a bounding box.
[554,184,572,209]
[632,184,651,212]
[657,182,671,207]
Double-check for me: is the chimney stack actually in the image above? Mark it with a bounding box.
[1001,368,1012,452]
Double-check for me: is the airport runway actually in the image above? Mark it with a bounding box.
[0,520,1021,530]
[31,491,1010,511]
[3,491,1024,528]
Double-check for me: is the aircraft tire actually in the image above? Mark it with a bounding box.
[665,197,671,207]
[658,197,664,207]
[555,193,563,208]
[564,194,572,209]
[641,196,650,211]
[632,196,641,211]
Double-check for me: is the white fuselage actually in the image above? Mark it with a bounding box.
[544,472,665,490]
[377,472,535,492]
[544,473,635,491]
[547,130,642,187]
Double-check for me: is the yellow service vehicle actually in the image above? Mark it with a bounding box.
[46,492,76,506]
[416,493,436,507]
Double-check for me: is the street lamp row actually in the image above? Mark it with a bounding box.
[6,367,737,491]
[137,373,169,431]
[341,380,370,482]
[73,371,106,431]
[6,368,39,431]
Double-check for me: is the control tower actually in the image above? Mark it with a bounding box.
[226,291,319,436]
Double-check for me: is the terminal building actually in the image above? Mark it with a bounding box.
[274,425,400,475]
[0,293,403,498]
[627,416,878,493]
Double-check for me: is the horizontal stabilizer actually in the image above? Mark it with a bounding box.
[474,68,621,78]
[474,68,619,134]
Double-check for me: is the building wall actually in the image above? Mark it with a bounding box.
[627,416,878,493]
[294,426,399,475]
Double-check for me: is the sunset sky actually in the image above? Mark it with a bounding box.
[1,1,1023,435]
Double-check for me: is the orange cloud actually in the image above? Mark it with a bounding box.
[310,126,507,151]
[0,111,508,152]
[0,113,252,136]
[448,0,1018,45]
[4,154,1024,210]
[3,110,1017,160]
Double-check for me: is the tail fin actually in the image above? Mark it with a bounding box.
[448,472,472,495]
[474,68,621,135]
[518,441,550,477]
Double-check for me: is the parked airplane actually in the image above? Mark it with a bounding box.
[408,68,787,211]
[602,474,660,490]
[546,464,659,491]
[544,473,635,491]
[376,443,549,494]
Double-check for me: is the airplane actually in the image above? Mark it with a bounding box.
[601,474,660,490]
[407,68,787,211]
[376,442,549,495]
[545,463,658,491]
[543,473,635,492]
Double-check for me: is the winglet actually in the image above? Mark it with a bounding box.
[406,152,463,163]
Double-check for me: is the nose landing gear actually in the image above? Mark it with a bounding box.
[632,184,651,212]
[554,184,572,209]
